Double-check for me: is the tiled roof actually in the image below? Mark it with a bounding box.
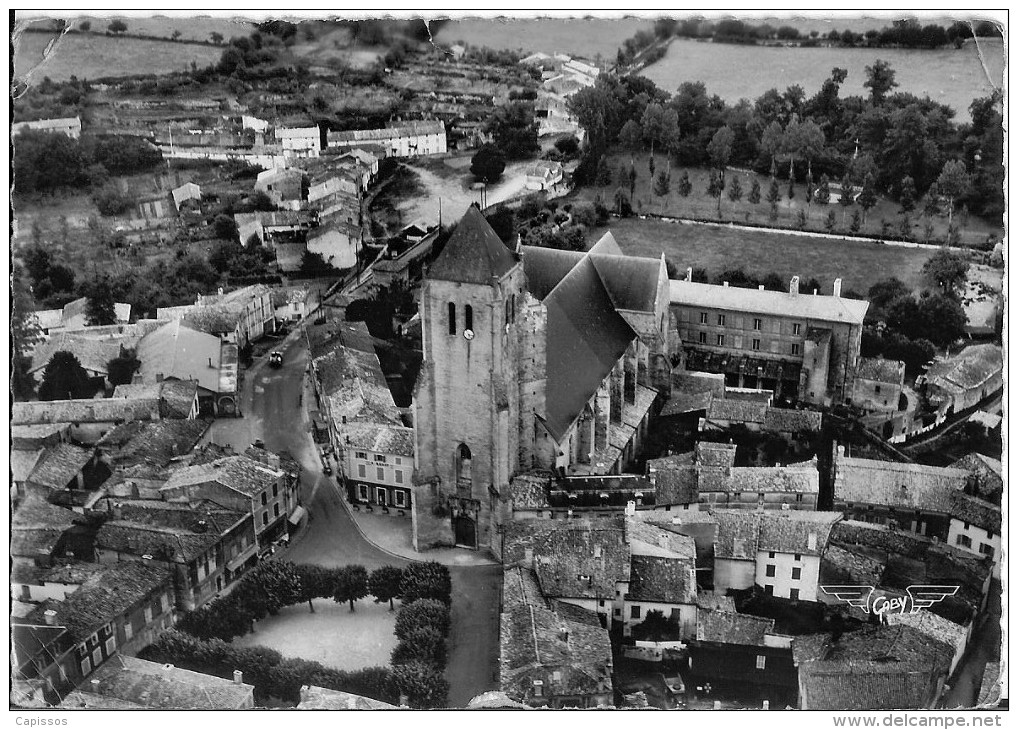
[508,474,551,510]
[834,456,968,512]
[649,463,698,505]
[11,422,71,446]
[706,398,766,424]
[670,279,869,324]
[820,544,887,585]
[162,455,282,498]
[59,691,147,709]
[977,662,1002,706]
[297,685,397,710]
[26,443,94,489]
[158,379,200,418]
[756,512,841,556]
[29,332,131,375]
[829,520,930,561]
[327,119,445,143]
[34,561,109,585]
[660,390,713,417]
[136,320,223,394]
[97,521,220,563]
[763,407,823,433]
[925,344,1002,393]
[884,612,967,657]
[428,205,518,285]
[12,397,161,425]
[949,491,1001,534]
[857,357,906,384]
[98,419,211,468]
[696,608,774,646]
[695,441,738,468]
[12,493,81,532]
[26,561,171,643]
[11,448,46,483]
[628,555,696,604]
[699,463,820,496]
[341,422,414,457]
[712,510,761,560]
[695,592,736,612]
[948,453,1003,502]
[626,517,696,560]
[79,655,254,709]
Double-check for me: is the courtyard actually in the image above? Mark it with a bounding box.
[232,598,398,672]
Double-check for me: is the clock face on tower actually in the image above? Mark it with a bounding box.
[463,329,475,341]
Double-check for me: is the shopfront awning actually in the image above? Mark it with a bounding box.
[288,505,307,525]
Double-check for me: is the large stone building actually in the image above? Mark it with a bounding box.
[670,274,869,404]
[411,207,671,551]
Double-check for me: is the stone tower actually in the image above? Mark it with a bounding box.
[412,206,526,551]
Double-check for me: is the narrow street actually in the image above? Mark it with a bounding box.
[206,330,500,705]
[941,581,1003,708]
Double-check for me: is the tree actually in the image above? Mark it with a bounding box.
[922,248,970,297]
[214,214,239,241]
[252,561,303,615]
[706,125,734,186]
[395,599,451,639]
[334,565,369,611]
[839,174,856,223]
[766,178,781,206]
[653,170,670,197]
[11,268,41,400]
[858,173,878,224]
[748,178,761,204]
[171,29,182,41]
[935,160,970,230]
[618,119,643,163]
[107,349,141,387]
[400,562,452,605]
[868,278,913,312]
[594,157,612,188]
[369,566,405,611]
[83,277,118,326]
[850,208,862,233]
[863,59,898,104]
[391,627,446,667]
[628,164,637,198]
[390,660,449,709]
[210,31,224,44]
[469,145,506,183]
[727,175,742,203]
[815,174,831,205]
[484,101,539,160]
[885,293,967,347]
[787,176,795,200]
[79,21,91,31]
[707,170,723,216]
[295,564,339,613]
[677,171,692,197]
[38,351,93,401]
[108,19,128,34]
[93,184,132,216]
[898,215,912,240]
[899,175,917,213]
[797,209,807,229]
[825,209,837,232]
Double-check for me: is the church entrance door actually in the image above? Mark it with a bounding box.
[453,516,477,548]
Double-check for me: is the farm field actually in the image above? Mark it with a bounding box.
[13,30,224,82]
[587,216,941,295]
[18,15,250,42]
[433,17,654,60]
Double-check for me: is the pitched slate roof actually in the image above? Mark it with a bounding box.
[521,246,585,300]
[834,457,969,512]
[428,205,518,285]
[948,453,1003,502]
[857,357,906,384]
[696,608,775,646]
[26,562,171,643]
[98,419,211,468]
[11,448,46,484]
[707,398,767,424]
[162,455,282,498]
[695,441,738,467]
[29,333,129,375]
[628,555,696,604]
[670,279,869,324]
[26,443,94,489]
[341,422,414,457]
[11,397,161,426]
[97,521,220,563]
[712,510,761,560]
[949,491,1001,534]
[79,655,254,709]
[756,512,841,556]
[924,344,1002,393]
[764,407,823,433]
[137,320,223,394]
[589,253,662,313]
[297,685,397,710]
[507,474,552,510]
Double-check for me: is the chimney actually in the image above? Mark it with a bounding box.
[723,281,729,287]
[758,285,764,290]
[559,628,569,642]
[833,278,843,297]
[233,670,243,685]
[218,287,224,296]
[789,276,800,296]
[90,679,101,689]
[686,267,693,281]
[43,609,58,626]
[807,532,817,551]
[763,700,770,710]
[163,664,174,671]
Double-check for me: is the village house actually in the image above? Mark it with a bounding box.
[171,182,202,212]
[34,297,132,335]
[499,565,614,708]
[159,454,293,547]
[946,490,1001,577]
[296,685,398,710]
[672,274,868,404]
[11,623,80,707]
[12,115,82,139]
[254,167,304,210]
[157,284,275,346]
[307,221,362,270]
[275,124,321,158]
[333,147,380,183]
[11,397,163,445]
[111,379,201,420]
[948,453,1002,504]
[22,442,99,497]
[524,161,564,191]
[270,286,316,323]
[234,209,319,247]
[29,332,133,390]
[303,163,361,224]
[326,119,448,158]
[95,499,257,610]
[96,418,212,473]
[852,357,906,412]
[11,424,72,499]
[61,655,255,710]
[11,494,88,571]
[832,450,970,540]
[918,343,1003,414]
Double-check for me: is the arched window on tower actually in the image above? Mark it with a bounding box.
[455,443,472,493]
[464,304,473,332]
[448,302,456,335]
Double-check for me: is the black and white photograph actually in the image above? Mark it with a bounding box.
[8,9,1007,718]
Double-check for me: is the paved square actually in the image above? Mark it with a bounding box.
[233,599,398,671]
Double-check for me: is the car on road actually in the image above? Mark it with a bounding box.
[269,351,283,368]
[319,450,332,475]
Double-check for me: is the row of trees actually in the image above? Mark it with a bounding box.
[569,63,1003,221]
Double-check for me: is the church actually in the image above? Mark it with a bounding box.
[411,206,671,551]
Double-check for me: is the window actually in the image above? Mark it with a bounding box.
[717,314,726,326]
[375,454,386,463]
[273,484,278,498]
[791,567,802,580]
[358,484,369,500]
[700,312,708,324]
[716,334,725,346]
[753,318,762,330]
[394,457,402,465]
[791,344,801,356]
[274,504,280,518]
[763,585,773,596]
[533,680,544,697]
[793,553,801,561]
[789,588,800,601]
[631,605,641,619]
[160,594,170,613]
[395,470,404,484]
[792,323,801,335]
[963,521,970,530]
[465,304,473,331]
[357,464,366,478]
[768,551,775,559]
[756,655,766,670]
[261,492,267,506]
[980,543,995,557]
[262,513,268,526]
[143,607,153,623]
[355,451,367,459]
[956,535,972,548]
[394,490,407,508]
[376,467,385,481]
[875,385,882,394]
[699,332,707,344]
[614,608,621,617]
[752,338,761,351]
[124,621,133,641]
[448,302,456,335]
[765,565,775,578]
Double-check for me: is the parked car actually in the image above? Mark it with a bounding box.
[319,452,332,475]
[269,351,283,368]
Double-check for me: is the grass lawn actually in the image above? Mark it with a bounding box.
[578,153,1002,249]
[232,598,398,672]
[587,216,939,295]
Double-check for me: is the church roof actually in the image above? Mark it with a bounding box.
[427,205,518,284]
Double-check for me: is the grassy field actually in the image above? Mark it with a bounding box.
[14,31,224,81]
[433,17,653,60]
[579,153,1002,248]
[20,15,250,42]
[587,216,939,295]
